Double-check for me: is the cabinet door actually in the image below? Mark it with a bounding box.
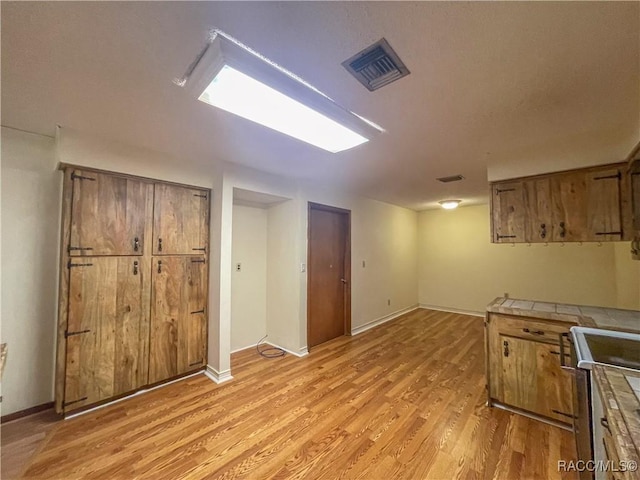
[491,181,526,243]
[585,167,622,242]
[500,335,573,422]
[523,177,553,242]
[69,170,151,256]
[552,168,622,242]
[64,257,149,411]
[149,257,207,383]
[153,184,209,255]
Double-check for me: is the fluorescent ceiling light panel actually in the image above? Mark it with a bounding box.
[199,65,368,153]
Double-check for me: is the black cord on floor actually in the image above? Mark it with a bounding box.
[256,335,286,358]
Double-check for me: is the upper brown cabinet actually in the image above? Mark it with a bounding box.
[491,163,630,243]
[69,170,152,255]
[153,184,209,255]
[491,180,526,242]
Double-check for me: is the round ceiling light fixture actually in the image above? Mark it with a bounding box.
[438,199,461,210]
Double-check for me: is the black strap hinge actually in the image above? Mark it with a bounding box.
[192,247,206,252]
[68,261,94,268]
[496,234,517,240]
[68,245,94,253]
[190,309,205,315]
[63,396,88,407]
[595,231,622,236]
[593,172,621,181]
[191,259,206,263]
[193,194,207,198]
[65,329,91,338]
[495,188,516,194]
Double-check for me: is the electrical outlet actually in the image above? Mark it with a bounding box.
[504,292,509,299]
[236,263,242,272]
[387,299,391,306]
[301,263,306,273]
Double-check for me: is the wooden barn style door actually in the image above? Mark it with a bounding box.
[56,166,210,413]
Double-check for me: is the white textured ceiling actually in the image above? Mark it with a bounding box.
[2,1,639,210]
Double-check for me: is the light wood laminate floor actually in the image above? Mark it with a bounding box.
[12,309,577,479]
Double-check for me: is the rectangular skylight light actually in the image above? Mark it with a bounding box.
[198,65,369,153]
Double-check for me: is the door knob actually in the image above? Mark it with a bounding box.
[341,278,347,284]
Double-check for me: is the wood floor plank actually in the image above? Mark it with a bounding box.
[11,309,578,479]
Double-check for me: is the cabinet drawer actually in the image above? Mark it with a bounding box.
[491,314,572,344]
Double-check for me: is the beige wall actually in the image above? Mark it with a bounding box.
[418,204,639,313]
[231,205,267,352]
[1,127,60,415]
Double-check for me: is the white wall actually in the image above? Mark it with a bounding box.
[1,127,60,415]
[418,204,639,313]
[266,199,302,353]
[231,205,267,352]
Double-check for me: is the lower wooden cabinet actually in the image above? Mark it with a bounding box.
[486,313,575,424]
[149,257,207,384]
[64,257,150,410]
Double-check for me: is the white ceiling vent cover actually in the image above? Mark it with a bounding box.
[342,38,410,91]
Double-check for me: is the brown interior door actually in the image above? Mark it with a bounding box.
[153,184,209,255]
[149,257,207,383]
[69,170,151,256]
[307,203,350,349]
[64,257,147,411]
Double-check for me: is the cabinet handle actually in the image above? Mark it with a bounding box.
[158,238,163,252]
[540,223,546,239]
[157,260,162,274]
[522,328,545,335]
[503,340,509,357]
[559,222,566,238]
[133,237,140,252]
[133,261,138,275]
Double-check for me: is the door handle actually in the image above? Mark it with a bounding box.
[341,278,347,284]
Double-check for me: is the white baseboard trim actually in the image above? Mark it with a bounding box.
[418,304,484,318]
[65,370,203,420]
[351,304,420,336]
[265,342,309,358]
[231,344,256,354]
[204,365,234,384]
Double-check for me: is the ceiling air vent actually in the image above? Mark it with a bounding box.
[342,38,410,91]
[436,175,465,183]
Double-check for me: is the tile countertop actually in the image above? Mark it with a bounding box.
[487,297,640,333]
[593,366,640,478]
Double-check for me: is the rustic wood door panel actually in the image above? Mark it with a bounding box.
[69,170,151,256]
[153,184,209,255]
[523,177,553,242]
[149,257,207,383]
[492,182,526,243]
[499,335,573,422]
[585,168,622,241]
[500,335,537,409]
[64,257,149,411]
[534,342,574,422]
[551,171,589,242]
[308,205,350,349]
